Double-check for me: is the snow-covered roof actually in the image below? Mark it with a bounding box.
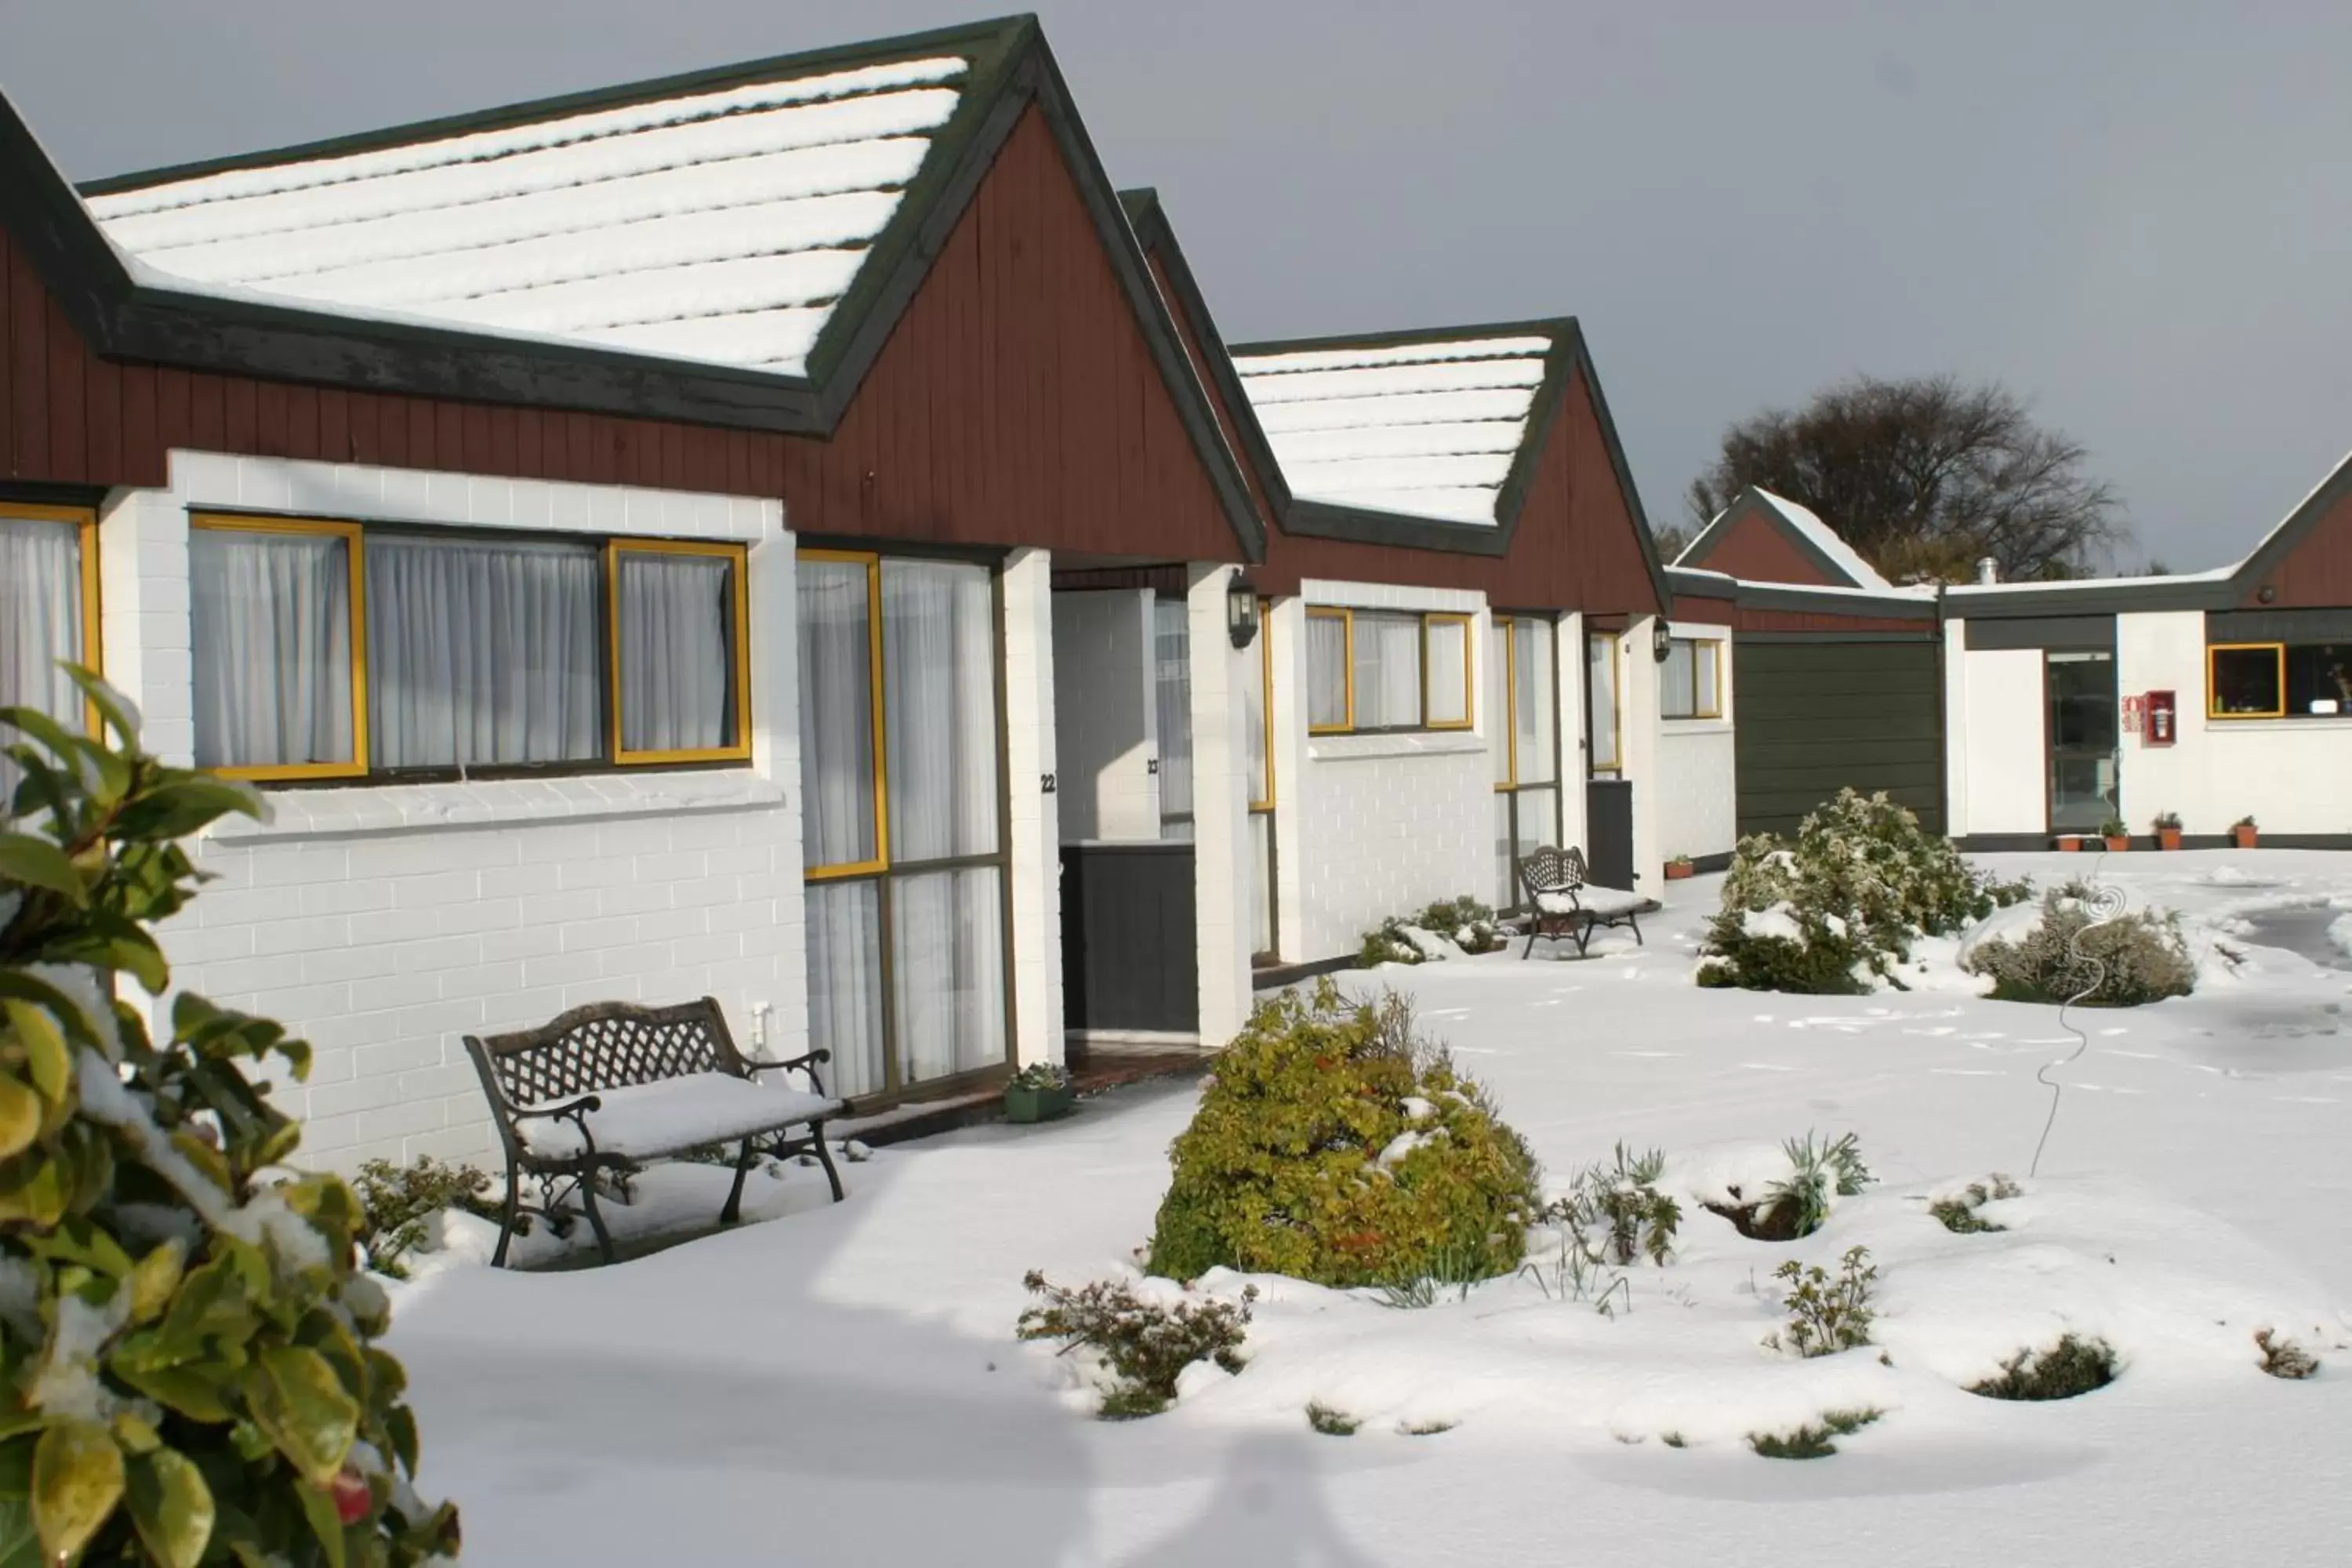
[85,56,971,377]
[1750,489,1893,591]
[1230,333,1554,525]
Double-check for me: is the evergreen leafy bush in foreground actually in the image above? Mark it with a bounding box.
[0,670,459,1566]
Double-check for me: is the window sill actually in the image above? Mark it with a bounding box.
[208,770,784,844]
[1308,731,1489,762]
[1661,718,1733,736]
[2202,717,2352,733]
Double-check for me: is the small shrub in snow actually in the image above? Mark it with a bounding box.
[1748,1407,1881,1460]
[2255,1328,2320,1380]
[1762,1131,1873,1239]
[1965,884,2194,1007]
[1965,1334,2118,1400]
[1015,1272,1256,1419]
[353,1155,503,1279]
[1400,1418,1456,1437]
[1699,789,2031,993]
[1539,1142,1682,1267]
[1930,1174,2022,1234]
[1356,896,1509,967]
[1766,1247,1878,1357]
[0,671,459,1566]
[1305,1402,1361,1436]
[1371,1242,1488,1310]
[1146,980,1540,1290]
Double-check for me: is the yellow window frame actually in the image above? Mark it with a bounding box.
[189,514,369,782]
[1664,636,1726,721]
[2207,641,2286,720]
[1422,612,1475,731]
[608,539,754,767]
[2,501,103,735]
[1305,606,1355,735]
[1588,630,1623,771]
[1250,597,1276,811]
[1494,614,1519,790]
[797,548,890,880]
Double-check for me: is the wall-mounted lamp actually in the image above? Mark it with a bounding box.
[1652,619,1673,662]
[1228,573,1261,649]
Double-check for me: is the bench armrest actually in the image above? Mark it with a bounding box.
[510,1094,604,1121]
[746,1049,833,1099]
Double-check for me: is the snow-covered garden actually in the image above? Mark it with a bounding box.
[379,847,2352,1566]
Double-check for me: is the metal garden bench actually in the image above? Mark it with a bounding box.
[463,997,847,1267]
[1515,845,1647,958]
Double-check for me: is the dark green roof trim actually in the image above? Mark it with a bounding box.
[1675,486,1875,590]
[2,18,1266,560]
[1663,563,1938,621]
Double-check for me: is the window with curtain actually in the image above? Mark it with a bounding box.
[0,507,96,800]
[1245,602,1272,809]
[1662,637,1723,720]
[1588,632,1621,775]
[368,534,600,769]
[187,514,750,782]
[191,521,361,779]
[1493,614,1560,908]
[799,548,1009,1105]
[1153,594,1193,835]
[1307,607,1473,734]
[615,545,744,759]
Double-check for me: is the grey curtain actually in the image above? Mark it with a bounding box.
[1154,593,1192,826]
[797,557,878,869]
[619,551,736,753]
[0,518,85,799]
[191,529,354,770]
[367,534,600,769]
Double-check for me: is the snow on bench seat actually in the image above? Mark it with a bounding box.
[520,1073,841,1160]
[1538,886,1645,918]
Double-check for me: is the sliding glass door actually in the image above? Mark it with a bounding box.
[800,550,1010,1102]
[1491,615,1562,906]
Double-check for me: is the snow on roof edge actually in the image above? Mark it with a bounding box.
[1749,488,1893,590]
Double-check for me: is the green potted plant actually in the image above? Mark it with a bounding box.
[2152,811,2183,851]
[1005,1062,1076,1123]
[2233,814,2259,850]
[1664,854,1695,881]
[2100,817,2131,852]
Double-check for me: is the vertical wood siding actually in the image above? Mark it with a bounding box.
[1685,506,1842,586]
[2246,486,2352,608]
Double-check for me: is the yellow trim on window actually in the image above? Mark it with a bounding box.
[608,539,755,767]
[1494,614,1519,789]
[1306,606,1354,735]
[1250,597,1276,811]
[1423,612,1475,731]
[2207,641,2287,720]
[2,502,104,735]
[189,514,369,782]
[1666,636,1726,721]
[797,548,891,877]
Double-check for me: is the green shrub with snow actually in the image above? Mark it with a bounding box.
[1764,1247,1878,1358]
[1145,982,1540,1289]
[1015,1272,1255,1419]
[1356,896,1509,967]
[352,1157,502,1281]
[1698,789,2030,993]
[0,671,459,1566]
[1964,883,2194,1006]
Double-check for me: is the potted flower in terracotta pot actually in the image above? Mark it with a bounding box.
[2153,811,2183,851]
[2057,834,2083,852]
[1664,855,1695,881]
[2100,817,2131,852]
[2232,814,2259,849]
[1004,1062,1076,1124]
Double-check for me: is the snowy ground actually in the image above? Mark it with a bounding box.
[385,850,2352,1566]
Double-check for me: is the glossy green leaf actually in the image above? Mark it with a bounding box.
[128,1240,187,1325]
[61,666,140,748]
[0,834,83,907]
[243,1347,359,1487]
[125,1448,214,1568]
[0,1439,40,1568]
[107,1364,234,1426]
[295,1479,350,1568]
[2,1000,71,1105]
[31,1419,123,1565]
[0,1076,39,1163]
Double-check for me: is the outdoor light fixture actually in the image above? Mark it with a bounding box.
[1653,619,1672,662]
[1228,574,1261,649]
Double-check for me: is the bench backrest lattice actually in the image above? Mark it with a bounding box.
[473,999,751,1110]
[1519,844,1590,902]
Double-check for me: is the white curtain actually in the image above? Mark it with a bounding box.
[1664,638,1697,719]
[368,535,600,768]
[1488,620,1512,782]
[1426,619,1468,725]
[1250,810,1274,957]
[1153,594,1192,827]
[1306,614,1348,729]
[1245,626,1270,804]
[191,529,354,770]
[1514,617,1558,784]
[1494,791,1517,908]
[619,552,736,753]
[893,866,1006,1083]
[0,519,84,801]
[804,880,884,1099]
[797,559,877,869]
[1354,615,1423,730]
[1588,633,1620,773]
[882,560,997,862]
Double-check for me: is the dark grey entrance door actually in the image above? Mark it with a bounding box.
[1584,779,1635,891]
[2045,652,2118,835]
[1733,638,1944,838]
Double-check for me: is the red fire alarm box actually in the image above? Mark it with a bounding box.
[2145,689,2176,746]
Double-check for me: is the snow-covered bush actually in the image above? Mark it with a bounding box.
[1929,1174,2021,1234]
[1748,1407,1880,1460]
[353,1156,501,1279]
[1762,1131,1873,1238]
[0,671,459,1565]
[1964,883,2194,1006]
[1765,1247,1878,1358]
[1015,1272,1255,1418]
[1966,1334,2116,1399]
[1356,896,1509,967]
[1698,789,2031,993]
[2255,1328,2319,1380]
[1145,980,1540,1289]
[1539,1143,1681,1268]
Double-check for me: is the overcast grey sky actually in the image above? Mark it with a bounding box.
[5,2,2346,569]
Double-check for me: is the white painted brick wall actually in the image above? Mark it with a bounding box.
[1656,618,1737,862]
[112,450,799,1172]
